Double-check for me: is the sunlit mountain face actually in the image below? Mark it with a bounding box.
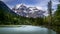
[12,4,45,18]
[0,0,45,18]
[1,0,59,17]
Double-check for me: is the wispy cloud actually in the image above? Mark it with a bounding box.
[1,0,59,16]
[1,0,59,10]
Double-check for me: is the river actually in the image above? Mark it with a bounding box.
[0,25,56,34]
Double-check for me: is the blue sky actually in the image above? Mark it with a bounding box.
[1,0,59,16]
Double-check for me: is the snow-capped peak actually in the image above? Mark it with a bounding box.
[14,4,27,9]
[12,4,45,18]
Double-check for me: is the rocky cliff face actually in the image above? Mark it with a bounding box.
[12,4,45,18]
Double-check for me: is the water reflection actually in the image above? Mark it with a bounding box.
[0,25,56,34]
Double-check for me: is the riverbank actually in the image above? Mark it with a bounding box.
[0,25,33,27]
[42,25,60,34]
[0,25,21,27]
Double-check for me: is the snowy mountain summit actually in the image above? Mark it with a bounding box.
[12,4,45,18]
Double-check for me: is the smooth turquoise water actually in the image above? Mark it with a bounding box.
[0,25,56,34]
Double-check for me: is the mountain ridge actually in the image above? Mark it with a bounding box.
[12,4,45,18]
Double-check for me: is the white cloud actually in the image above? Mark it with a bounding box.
[1,0,59,16]
[1,0,58,10]
[34,0,59,16]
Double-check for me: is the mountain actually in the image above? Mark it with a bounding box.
[0,1,19,25]
[0,1,17,15]
[12,4,45,18]
[0,1,44,25]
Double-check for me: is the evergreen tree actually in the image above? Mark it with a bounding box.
[54,0,60,25]
[47,0,52,25]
